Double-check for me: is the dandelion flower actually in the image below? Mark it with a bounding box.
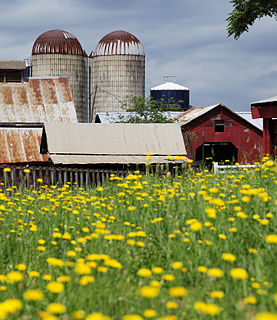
[168,286,187,297]
[122,315,143,320]
[265,234,277,244]
[254,312,277,320]
[72,310,86,319]
[139,286,159,298]
[210,291,224,299]
[86,313,111,320]
[46,281,64,293]
[143,309,157,318]
[221,253,236,262]
[230,268,248,279]
[208,268,223,278]
[23,289,44,301]
[244,296,257,304]
[166,301,178,309]
[137,268,152,277]
[47,303,66,314]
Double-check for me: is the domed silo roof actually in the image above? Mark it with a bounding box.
[32,29,85,56]
[92,30,145,56]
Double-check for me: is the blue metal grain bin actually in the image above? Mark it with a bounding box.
[150,81,190,110]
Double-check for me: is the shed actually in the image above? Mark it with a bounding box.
[175,104,263,163]
[251,96,277,155]
[40,123,187,165]
[0,60,26,83]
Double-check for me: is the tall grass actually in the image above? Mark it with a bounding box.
[0,160,276,320]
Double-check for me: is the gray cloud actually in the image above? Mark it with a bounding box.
[0,0,276,111]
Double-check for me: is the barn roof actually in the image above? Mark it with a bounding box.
[174,104,219,126]
[0,60,26,70]
[41,123,187,164]
[251,96,277,105]
[0,78,77,123]
[0,123,48,164]
[175,103,262,132]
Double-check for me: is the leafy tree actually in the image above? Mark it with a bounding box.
[227,0,277,39]
[116,96,184,123]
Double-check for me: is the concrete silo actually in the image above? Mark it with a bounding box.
[90,30,145,119]
[32,29,88,122]
[151,81,190,111]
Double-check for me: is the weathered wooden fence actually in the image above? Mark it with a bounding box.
[0,165,129,189]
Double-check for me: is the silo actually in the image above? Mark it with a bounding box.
[151,82,190,111]
[32,29,88,122]
[90,30,145,119]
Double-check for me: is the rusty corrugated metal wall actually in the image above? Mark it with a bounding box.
[0,127,48,163]
[0,78,78,122]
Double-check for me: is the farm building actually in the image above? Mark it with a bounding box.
[40,123,187,166]
[0,60,26,83]
[0,77,77,164]
[251,96,277,156]
[175,103,263,163]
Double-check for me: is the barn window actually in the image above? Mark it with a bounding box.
[214,120,225,132]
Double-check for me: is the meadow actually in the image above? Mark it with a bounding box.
[0,159,276,320]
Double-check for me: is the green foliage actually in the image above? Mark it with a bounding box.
[0,161,277,319]
[117,95,183,123]
[227,0,277,39]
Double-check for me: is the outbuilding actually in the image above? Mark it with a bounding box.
[175,103,263,163]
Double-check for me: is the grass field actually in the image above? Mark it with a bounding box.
[0,159,276,320]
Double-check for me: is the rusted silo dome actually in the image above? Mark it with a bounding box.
[92,30,145,56]
[32,29,85,56]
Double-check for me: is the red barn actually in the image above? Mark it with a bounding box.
[175,104,263,164]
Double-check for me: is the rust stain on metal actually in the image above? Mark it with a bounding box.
[56,78,72,103]
[32,29,85,56]
[29,78,43,106]
[0,78,77,122]
[41,79,58,105]
[93,30,144,56]
[0,128,49,164]
[0,86,13,105]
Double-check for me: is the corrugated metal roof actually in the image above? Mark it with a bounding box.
[236,112,263,130]
[41,123,187,164]
[151,82,189,91]
[0,78,78,122]
[93,30,144,56]
[251,96,277,105]
[0,126,48,164]
[95,112,184,123]
[175,104,219,126]
[0,60,26,70]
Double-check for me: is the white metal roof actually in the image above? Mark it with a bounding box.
[95,112,184,123]
[151,82,189,91]
[41,123,187,164]
[236,112,263,130]
[251,96,277,105]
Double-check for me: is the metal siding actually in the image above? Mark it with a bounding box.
[0,128,48,164]
[0,78,77,122]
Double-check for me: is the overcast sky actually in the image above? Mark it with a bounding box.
[0,0,276,111]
